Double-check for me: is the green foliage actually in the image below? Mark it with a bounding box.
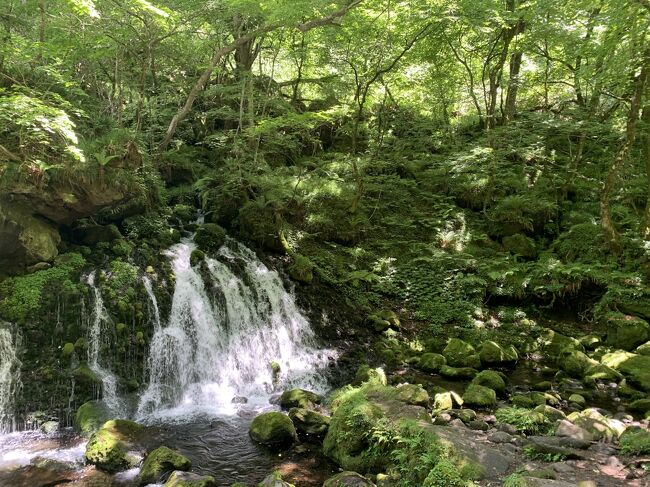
[619,428,650,456]
[495,407,553,436]
[0,253,86,322]
[522,446,567,462]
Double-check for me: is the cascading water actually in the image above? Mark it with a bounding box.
[137,238,333,420]
[0,324,20,433]
[85,272,124,416]
[143,275,162,331]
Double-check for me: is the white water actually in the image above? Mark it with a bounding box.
[0,325,20,433]
[137,238,333,420]
[143,275,162,331]
[85,272,125,416]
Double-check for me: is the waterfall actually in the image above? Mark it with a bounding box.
[85,272,124,416]
[143,275,162,331]
[0,324,20,433]
[137,238,333,419]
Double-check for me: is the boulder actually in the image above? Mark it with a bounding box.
[443,338,480,368]
[288,408,330,437]
[635,341,650,355]
[352,366,387,386]
[288,254,314,284]
[138,446,191,485]
[462,384,497,408]
[439,365,478,380]
[538,329,583,357]
[555,420,594,444]
[605,312,650,351]
[479,341,518,365]
[322,471,375,487]
[526,436,584,459]
[194,223,226,253]
[249,412,297,450]
[84,419,145,473]
[394,384,429,407]
[558,349,594,378]
[164,471,217,487]
[601,351,650,391]
[279,388,322,409]
[258,471,295,487]
[418,353,446,373]
[74,401,110,437]
[367,310,400,332]
[471,370,506,394]
[433,391,463,410]
[71,224,122,245]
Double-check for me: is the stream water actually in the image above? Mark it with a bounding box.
[0,235,337,486]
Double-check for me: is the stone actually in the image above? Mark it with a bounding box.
[635,340,650,355]
[533,381,553,391]
[448,408,477,423]
[61,342,75,358]
[538,329,583,357]
[443,338,480,368]
[249,412,297,450]
[418,353,446,373]
[352,366,387,386]
[194,223,226,253]
[257,471,296,487]
[288,408,330,437]
[471,370,506,394]
[488,431,514,444]
[579,334,601,350]
[322,471,375,487]
[568,393,586,407]
[462,384,496,408]
[533,405,566,422]
[367,310,400,332]
[565,409,623,441]
[439,365,478,380]
[395,384,429,406]
[478,341,518,365]
[605,312,650,351]
[468,420,489,431]
[433,391,463,410]
[164,471,216,487]
[279,388,322,409]
[138,446,191,485]
[601,351,650,391]
[74,401,110,437]
[558,350,594,378]
[84,419,145,473]
[526,436,583,459]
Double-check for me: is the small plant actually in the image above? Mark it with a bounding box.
[495,407,553,436]
[523,445,567,462]
[619,428,650,456]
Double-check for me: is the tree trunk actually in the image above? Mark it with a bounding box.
[504,49,523,122]
[641,104,650,238]
[601,58,648,253]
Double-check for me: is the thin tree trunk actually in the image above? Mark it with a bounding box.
[641,104,650,238]
[504,49,523,122]
[601,58,648,253]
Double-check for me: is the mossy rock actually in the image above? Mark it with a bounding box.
[258,471,296,487]
[619,427,650,456]
[462,384,496,408]
[394,384,429,407]
[73,364,101,386]
[194,223,226,253]
[172,204,196,223]
[84,419,145,473]
[433,391,463,410]
[249,412,297,450]
[423,459,466,487]
[533,405,566,422]
[61,342,75,358]
[635,340,650,355]
[510,393,545,408]
[418,353,446,373]
[439,365,478,380]
[602,351,650,391]
[566,409,625,441]
[628,398,650,415]
[538,329,583,357]
[558,349,594,378]
[443,338,479,367]
[352,365,387,386]
[478,341,518,365]
[605,312,650,351]
[322,471,375,487]
[279,388,322,409]
[288,407,330,437]
[164,471,217,487]
[190,249,205,266]
[74,401,111,437]
[288,254,314,284]
[138,446,191,485]
[471,370,506,394]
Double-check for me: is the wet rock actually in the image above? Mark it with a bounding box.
[526,436,584,459]
[439,365,478,380]
[279,388,322,409]
[256,471,296,487]
[138,446,191,485]
[468,420,489,431]
[75,401,111,436]
[367,310,400,332]
[352,366,387,386]
[231,396,248,404]
[555,420,593,443]
[448,408,476,423]
[164,472,218,487]
[394,383,429,407]
[84,419,145,473]
[194,223,226,253]
[462,384,496,408]
[322,471,375,486]
[40,420,59,435]
[605,312,650,351]
[602,351,650,391]
[433,391,463,410]
[478,341,518,365]
[538,329,583,357]
[288,407,330,437]
[249,412,297,450]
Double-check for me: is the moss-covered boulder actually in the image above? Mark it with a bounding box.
[164,471,217,487]
[558,349,594,378]
[635,341,650,355]
[619,427,650,456]
[443,338,480,368]
[72,223,122,245]
[322,471,375,487]
[433,391,463,410]
[279,388,322,409]
[462,384,496,408]
[478,341,518,365]
[287,254,314,283]
[249,412,297,450]
[72,363,101,387]
[367,310,400,332]
[194,223,226,253]
[439,365,478,380]
[601,351,650,391]
[61,342,75,358]
[74,401,110,437]
[538,329,583,357]
[352,365,387,386]
[190,249,204,266]
[471,370,506,394]
[84,419,145,473]
[418,353,446,373]
[288,408,330,437]
[605,312,650,351]
[138,446,191,485]
[258,471,295,487]
[394,384,429,407]
[566,409,625,441]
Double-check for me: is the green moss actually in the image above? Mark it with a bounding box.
[61,342,75,358]
[249,412,297,450]
[461,384,496,408]
[288,254,314,283]
[619,428,650,456]
[138,446,191,485]
[190,249,205,266]
[418,353,446,373]
[495,407,553,435]
[423,459,466,487]
[165,471,217,487]
[0,252,85,322]
[478,341,518,365]
[471,370,506,394]
[74,401,110,436]
[194,223,226,253]
[279,388,321,408]
[84,419,144,473]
